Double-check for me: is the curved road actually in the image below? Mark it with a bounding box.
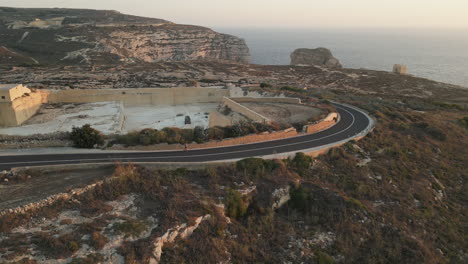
[0,103,372,171]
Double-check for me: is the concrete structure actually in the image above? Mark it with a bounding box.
[0,84,44,127]
[393,64,408,74]
[230,97,302,104]
[9,17,64,29]
[304,112,338,134]
[0,86,228,128]
[44,87,229,106]
[222,97,270,124]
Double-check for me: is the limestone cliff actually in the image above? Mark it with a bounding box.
[290,48,342,68]
[0,7,250,65]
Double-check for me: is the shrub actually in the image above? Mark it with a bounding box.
[459,116,468,128]
[206,127,225,141]
[281,86,303,93]
[413,122,446,141]
[90,231,109,250]
[180,129,194,144]
[254,122,273,133]
[236,158,278,178]
[193,126,206,143]
[292,121,308,132]
[225,188,248,219]
[113,219,147,238]
[187,79,199,87]
[222,106,232,115]
[316,251,336,264]
[260,82,272,88]
[115,131,140,146]
[70,124,104,148]
[290,152,313,176]
[162,127,183,144]
[138,128,163,145]
[289,185,310,213]
[33,232,80,258]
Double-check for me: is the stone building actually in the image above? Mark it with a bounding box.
[0,84,43,127]
[393,64,408,74]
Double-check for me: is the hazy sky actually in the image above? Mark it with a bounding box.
[2,0,468,29]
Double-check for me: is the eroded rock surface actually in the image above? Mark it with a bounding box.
[0,7,250,65]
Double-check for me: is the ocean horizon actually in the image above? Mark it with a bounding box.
[217,27,468,88]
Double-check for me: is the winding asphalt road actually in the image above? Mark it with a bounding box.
[0,103,372,171]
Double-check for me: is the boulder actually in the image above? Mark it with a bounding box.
[290,48,342,68]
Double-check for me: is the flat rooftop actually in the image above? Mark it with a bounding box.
[0,84,21,90]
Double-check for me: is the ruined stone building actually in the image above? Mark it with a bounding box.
[0,84,43,127]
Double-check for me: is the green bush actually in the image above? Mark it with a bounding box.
[260,82,272,88]
[138,128,165,145]
[162,127,183,144]
[70,124,104,148]
[290,152,313,176]
[180,129,195,144]
[193,126,206,143]
[113,219,147,238]
[316,251,336,264]
[236,158,278,178]
[206,127,225,141]
[115,132,140,146]
[281,86,303,93]
[225,188,248,219]
[289,185,311,213]
[459,116,468,128]
[413,122,446,141]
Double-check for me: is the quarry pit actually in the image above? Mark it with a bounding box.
[0,85,325,136]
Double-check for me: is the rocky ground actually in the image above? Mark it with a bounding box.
[0,43,467,264]
[1,60,466,103]
[0,102,123,136]
[239,102,323,124]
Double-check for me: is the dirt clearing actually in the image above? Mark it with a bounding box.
[240,103,324,124]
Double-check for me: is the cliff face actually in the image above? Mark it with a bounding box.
[0,7,250,66]
[97,24,250,63]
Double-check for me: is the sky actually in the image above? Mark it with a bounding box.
[2,0,468,29]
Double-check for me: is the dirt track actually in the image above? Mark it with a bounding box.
[0,166,114,211]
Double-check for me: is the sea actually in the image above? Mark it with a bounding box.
[216,28,468,88]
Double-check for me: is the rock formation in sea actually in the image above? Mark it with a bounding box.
[290,48,342,68]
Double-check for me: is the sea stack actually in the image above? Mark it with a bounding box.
[290,47,342,69]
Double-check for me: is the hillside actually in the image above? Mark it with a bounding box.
[0,7,250,66]
[0,60,467,263]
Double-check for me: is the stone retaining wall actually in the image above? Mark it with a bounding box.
[230,97,301,104]
[44,87,229,106]
[304,112,338,134]
[222,97,270,123]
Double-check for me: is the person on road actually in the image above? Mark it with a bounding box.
[184,143,189,151]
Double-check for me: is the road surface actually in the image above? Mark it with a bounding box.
[0,103,372,171]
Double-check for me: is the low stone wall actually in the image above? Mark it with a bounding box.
[222,97,270,124]
[112,101,126,133]
[304,112,338,134]
[231,97,302,104]
[44,87,229,106]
